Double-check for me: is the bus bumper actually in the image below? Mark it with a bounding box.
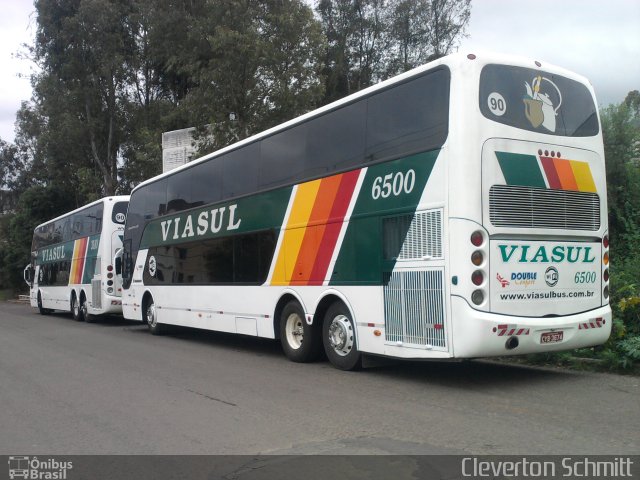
[450,296,612,358]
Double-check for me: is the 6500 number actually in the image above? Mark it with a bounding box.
[574,271,597,284]
[371,170,416,200]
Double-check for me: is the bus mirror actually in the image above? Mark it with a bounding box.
[23,264,33,286]
[114,249,123,275]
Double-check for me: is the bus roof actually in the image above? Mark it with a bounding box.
[33,195,130,232]
[131,50,593,195]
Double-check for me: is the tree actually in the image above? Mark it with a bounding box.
[177,0,326,150]
[317,0,387,104]
[32,0,137,196]
[601,94,640,259]
[317,0,470,103]
[1,185,72,290]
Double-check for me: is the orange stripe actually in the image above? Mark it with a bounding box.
[270,180,322,285]
[291,175,342,284]
[553,158,578,191]
[70,237,88,284]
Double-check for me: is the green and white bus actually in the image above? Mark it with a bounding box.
[25,196,130,322]
[121,52,610,370]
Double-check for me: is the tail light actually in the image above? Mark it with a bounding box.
[602,233,610,303]
[470,230,487,306]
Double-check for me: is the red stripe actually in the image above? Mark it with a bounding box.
[540,156,562,189]
[291,175,342,284]
[71,237,88,284]
[307,170,360,285]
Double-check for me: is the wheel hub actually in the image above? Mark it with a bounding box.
[328,315,353,357]
[285,313,304,350]
[147,303,156,326]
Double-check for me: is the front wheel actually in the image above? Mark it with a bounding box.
[280,301,321,363]
[323,302,361,371]
[37,292,52,315]
[145,295,165,335]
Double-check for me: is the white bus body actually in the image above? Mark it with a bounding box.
[121,52,610,369]
[25,196,130,321]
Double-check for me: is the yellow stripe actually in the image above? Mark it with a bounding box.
[271,180,322,285]
[570,160,596,193]
[70,239,82,284]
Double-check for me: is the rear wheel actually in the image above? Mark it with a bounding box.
[80,294,96,323]
[71,293,83,321]
[323,302,361,371]
[280,301,321,363]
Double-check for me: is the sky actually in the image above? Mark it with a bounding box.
[0,0,639,144]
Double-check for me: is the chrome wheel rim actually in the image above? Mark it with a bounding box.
[72,297,79,317]
[284,312,304,350]
[328,315,354,357]
[146,302,156,327]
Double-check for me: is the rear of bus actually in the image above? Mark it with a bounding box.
[448,53,611,357]
[95,197,129,315]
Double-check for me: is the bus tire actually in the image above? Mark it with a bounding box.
[71,293,83,321]
[79,293,95,323]
[144,295,164,335]
[37,292,52,315]
[322,302,362,371]
[280,301,321,363]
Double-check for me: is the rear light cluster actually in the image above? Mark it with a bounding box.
[107,265,115,294]
[470,230,487,306]
[602,234,609,301]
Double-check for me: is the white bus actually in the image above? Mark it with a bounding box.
[120,52,611,370]
[25,196,130,322]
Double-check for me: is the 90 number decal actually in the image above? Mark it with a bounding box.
[371,169,416,200]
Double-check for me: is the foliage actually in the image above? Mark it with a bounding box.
[317,0,470,104]
[0,1,470,291]
[0,185,75,289]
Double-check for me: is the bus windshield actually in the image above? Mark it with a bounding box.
[479,64,599,137]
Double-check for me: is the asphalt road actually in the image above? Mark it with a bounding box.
[1,301,638,455]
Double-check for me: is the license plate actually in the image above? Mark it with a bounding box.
[541,331,563,344]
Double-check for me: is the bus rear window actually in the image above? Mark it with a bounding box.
[479,64,599,137]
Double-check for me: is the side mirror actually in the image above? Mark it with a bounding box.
[23,264,33,286]
[114,248,123,275]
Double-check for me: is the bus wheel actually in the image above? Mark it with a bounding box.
[323,302,361,371]
[80,294,95,323]
[71,293,83,321]
[280,301,321,363]
[37,292,52,315]
[145,296,164,335]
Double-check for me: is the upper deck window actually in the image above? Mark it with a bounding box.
[479,64,599,137]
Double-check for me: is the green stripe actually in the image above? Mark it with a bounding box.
[82,235,101,284]
[496,152,546,188]
[330,150,440,285]
[140,188,293,249]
